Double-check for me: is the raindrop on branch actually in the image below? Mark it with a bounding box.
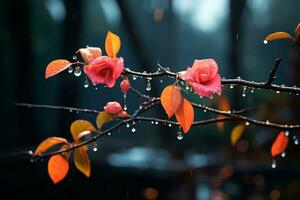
[131,127,136,133]
[263,40,268,44]
[168,124,172,127]
[271,159,277,168]
[74,66,82,77]
[84,80,89,88]
[177,127,183,140]
[132,75,137,80]
[245,121,250,126]
[68,66,73,73]
[123,93,127,111]
[281,151,286,158]
[72,55,77,61]
[285,131,289,136]
[146,78,152,91]
[126,123,130,128]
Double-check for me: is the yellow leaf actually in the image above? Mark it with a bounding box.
[295,23,300,40]
[175,98,194,133]
[96,111,113,129]
[34,137,69,155]
[48,154,69,184]
[45,59,72,79]
[264,32,294,43]
[73,146,91,177]
[160,85,182,118]
[70,120,96,141]
[230,124,245,146]
[105,31,121,58]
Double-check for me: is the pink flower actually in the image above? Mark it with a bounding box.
[104,102,123,115]
[183,59,221,97]
[84,56,124,88]
[120,79,131,93]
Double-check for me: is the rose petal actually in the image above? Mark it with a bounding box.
[192,74,221,97]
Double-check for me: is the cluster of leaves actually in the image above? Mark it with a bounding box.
[35,110,114,183]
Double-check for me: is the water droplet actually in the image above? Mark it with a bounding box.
[28,150,33,155]
[30,158,34,163]
[84,80,89,88]
[139,105,143,109]
[281,151,286,158]
[126,123,130,128]
[123,93,127,111]
[276,91,280,94]
[230,85,234,89]
[74,66,82,77]
[160,80,163,83]
[72,55,77,60]
[68,66,73,73]
[151,121,154,124]
[203,109,207,112]
[271,159,276,168]
[242,90,246,97]
[132,75,137,80]
[245,121,250,126]
[250,88,255,93]
[93,147,98,152]
[69,109,73,112]
[237,76,241,80]
[185,86,190,90]
[177,130,183,140]
[168,124,172,127]
[155,121,159,125]
[108,132,111,136]
[131,127,136,133]
[263,40,268,44]
[243,86,247,91]
[266,120,270,125]
[294,138,299,145]
[285,130,289,136]
[146,78,152,91]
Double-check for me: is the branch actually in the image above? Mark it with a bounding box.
[123,60,300,95]
[265,58,282,86]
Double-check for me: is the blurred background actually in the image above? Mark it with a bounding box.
[1,0,300,199]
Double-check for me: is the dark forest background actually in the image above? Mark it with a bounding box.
[1,0,300,199]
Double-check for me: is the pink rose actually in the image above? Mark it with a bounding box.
[184,59,221,97]
[84,56,124,88]
[104,101,123,115]
[120,79,131,93]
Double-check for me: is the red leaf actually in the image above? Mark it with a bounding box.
[45,59,72,79]
[175,98,194,133]
[48,154,69,184]
[160,85,182,118]
[271,131,289,157]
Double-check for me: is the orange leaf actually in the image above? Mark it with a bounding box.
[161,85,182,118]
[264,32,294,43]
[78,47,102,64]
[73,146,91,177]
[175,98,194,133]
[230,124,245,145]
[45,59,72,79]
[295,23,300,40]
[48,154,69,184]
[105,31,121,58]
[271,131,289,157]
[70,120,96,141]
[34,137,69,155]
[216,96,230,131]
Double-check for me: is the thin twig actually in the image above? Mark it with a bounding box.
[265,58,282,86]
